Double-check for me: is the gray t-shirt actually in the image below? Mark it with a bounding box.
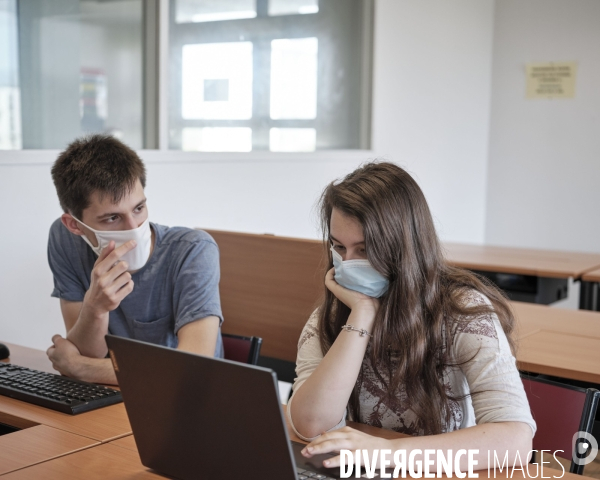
[47,218,224,357]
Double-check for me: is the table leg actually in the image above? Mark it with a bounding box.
[579,281,600,311]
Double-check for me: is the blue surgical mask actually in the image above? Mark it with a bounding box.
[331,246,389,298]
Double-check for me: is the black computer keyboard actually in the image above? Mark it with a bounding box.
[0,363,122,414]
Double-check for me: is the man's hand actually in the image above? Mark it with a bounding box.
[83,240,137,316]
[46,334,118,384]
[46,334,84,378]
[65,240,137,359]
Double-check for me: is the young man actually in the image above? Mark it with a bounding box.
[46,135,223,384]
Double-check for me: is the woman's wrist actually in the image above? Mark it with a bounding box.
[348,306,376,331]
[341,324,372,338]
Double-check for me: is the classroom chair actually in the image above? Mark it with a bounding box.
[521,373,600,475]
[222,333,263,365]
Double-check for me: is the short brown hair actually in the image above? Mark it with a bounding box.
[51,135,146,220]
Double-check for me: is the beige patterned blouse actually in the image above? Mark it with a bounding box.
[287,292,536,441]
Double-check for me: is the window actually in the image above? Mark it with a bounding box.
[181,42,254,121]
[0,0,21,149]
[169,0,372,152]
[0,0,144,150]
[270,37,318,121]
[0,0,372,152]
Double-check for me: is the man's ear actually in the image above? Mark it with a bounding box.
[61,213,85,236]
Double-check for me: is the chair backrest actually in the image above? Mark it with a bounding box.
[521,374,600,474]
[222,333,263,365]
[205,229,325,362]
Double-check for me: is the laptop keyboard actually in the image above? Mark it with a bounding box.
[296,467,336,479]
[0,363,122,414]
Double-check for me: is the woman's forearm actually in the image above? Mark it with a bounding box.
[302,421,533,474]
[389,422,533,471]
[290,307,376,438]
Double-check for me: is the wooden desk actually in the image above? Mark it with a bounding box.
[1,405,407,479]
[2,404,577,479]
[1,443,152,479]
[0,343,132,475]
[0,343,580,479]
[444,243,600,307]
[0,424,98,476]
[1,448,577,480]
[581,267,600,312]
[583,269,600,283]
[1,343,131,442]
[0,343,130,475]
[0,393,130,442]
[0,343,406,478]
[444,243,600,279]
[512,302,600,383]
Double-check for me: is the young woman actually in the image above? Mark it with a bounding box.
[288,162,535,471]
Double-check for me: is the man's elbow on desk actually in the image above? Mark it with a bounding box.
[47,336,118,384]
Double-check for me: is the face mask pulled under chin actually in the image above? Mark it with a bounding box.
[331,247,389,298]
[72,216,152,272]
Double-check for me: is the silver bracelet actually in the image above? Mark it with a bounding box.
[341,324,372,338]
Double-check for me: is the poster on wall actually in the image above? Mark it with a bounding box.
[80,67,108,133]
[525,62,577,99]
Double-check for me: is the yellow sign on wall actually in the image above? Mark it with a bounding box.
[526,62,577,99]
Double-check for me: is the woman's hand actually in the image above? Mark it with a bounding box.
[325,268,379,314]
[301,426,391,469]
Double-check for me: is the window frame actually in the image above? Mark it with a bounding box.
[165,0,374,152]
[0,0,373,153]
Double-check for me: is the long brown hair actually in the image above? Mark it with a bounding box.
[317,161,515,435]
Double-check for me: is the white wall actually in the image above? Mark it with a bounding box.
[0,156,60,351]
[486,0,600,253]
[371,0,495,244]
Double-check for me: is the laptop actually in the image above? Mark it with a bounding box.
[106,335,356,479]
